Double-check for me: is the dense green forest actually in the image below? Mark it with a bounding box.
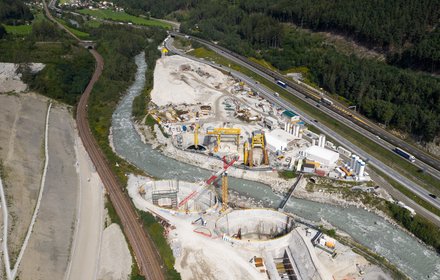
[0,0,33,24]
[0,3,94,105]
[111,0,440,142]
[114,0,439,72]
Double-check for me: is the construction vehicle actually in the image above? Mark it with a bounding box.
[340,166,352,176]
[178,156,237,209]
[192,217,207,226]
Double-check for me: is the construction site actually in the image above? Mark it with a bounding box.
[115,48,399,280]
[148,54,371,181]
[128,167,389,280]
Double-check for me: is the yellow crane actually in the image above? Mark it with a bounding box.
[243,141,249,165]
[206,127,241,149]
[221,172,228,212]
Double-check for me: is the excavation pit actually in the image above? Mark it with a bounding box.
[139,180,217,213]
[216,209,295,242]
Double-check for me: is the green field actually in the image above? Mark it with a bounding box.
[3,24,32,35]
[189,46,440,216]
[2,11,46,36]
[78,9,171,29]
[84,20,101,28]
[55,18,89,39]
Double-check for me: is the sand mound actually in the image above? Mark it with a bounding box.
[98,223,131,280]
[151,55,230,106]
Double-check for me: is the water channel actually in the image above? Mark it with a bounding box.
[111,52,440,280]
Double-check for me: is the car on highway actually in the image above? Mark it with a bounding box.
[313,119,318,123]
[429,193,437,199]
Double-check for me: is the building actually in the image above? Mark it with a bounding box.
[302,163,315,173]
[264,116,278,130]
[265,129,296,152]
[281,110,300,122]
[304,146,339,166]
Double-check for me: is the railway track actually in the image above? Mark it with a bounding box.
[172,32,440,174]
[42,1,165,279]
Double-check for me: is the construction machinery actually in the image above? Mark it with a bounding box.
[244,131,269,166]
[207,128,241,151]
[243,141,250,166]
[178,156,237,209]
[221,172,228,212]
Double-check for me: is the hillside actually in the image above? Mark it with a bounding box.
[111,0,440,142]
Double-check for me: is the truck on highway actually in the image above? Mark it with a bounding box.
[321,97,334,106]
[394,147,415,162]
[276,80,287,88]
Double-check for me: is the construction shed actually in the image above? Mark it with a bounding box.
[304,146,339,166]
[265,129,296,152]
[282,110,300,122]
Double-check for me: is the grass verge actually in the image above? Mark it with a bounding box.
[3,24,32,35]
[188,46,440,211]
[78,9,171,29]
[279,170,296,179]
[54,18,90,39]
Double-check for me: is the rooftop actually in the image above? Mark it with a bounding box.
[282,110,298,118]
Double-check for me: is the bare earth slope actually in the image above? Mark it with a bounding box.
[0,93,47,264]
[19,103,79,280]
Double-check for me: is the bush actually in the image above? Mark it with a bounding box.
[388,202,440,253]
[139,211,181,280]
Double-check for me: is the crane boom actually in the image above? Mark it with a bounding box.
[178,156,237,208]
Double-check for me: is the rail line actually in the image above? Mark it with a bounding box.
[42,1,165,279]
[172,32,440,174]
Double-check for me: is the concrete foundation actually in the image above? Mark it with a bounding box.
[216,209,295,246]
[140,180,217,213]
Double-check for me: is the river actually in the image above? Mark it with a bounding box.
[111,52,440,280]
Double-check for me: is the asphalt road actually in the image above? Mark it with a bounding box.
[42,2,166,279]
[171,33,440,179]
[165,38,440,219]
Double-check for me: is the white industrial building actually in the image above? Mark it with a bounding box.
[264,116,278,129]
[265,128,296,151]
[304,146,339,166]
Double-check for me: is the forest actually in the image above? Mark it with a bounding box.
[388,202,440,254]
[0,0,33,24]
[113,0,440,142]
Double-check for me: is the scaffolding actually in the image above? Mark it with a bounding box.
[152,180,180,209]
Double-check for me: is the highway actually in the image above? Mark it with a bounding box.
[171,33,440,184]
[42,1,165,279]
[165,38,440,220]
[170,33,440,179]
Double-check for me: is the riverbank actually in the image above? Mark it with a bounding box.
[109,49,440,279]
[134,121,292,193]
